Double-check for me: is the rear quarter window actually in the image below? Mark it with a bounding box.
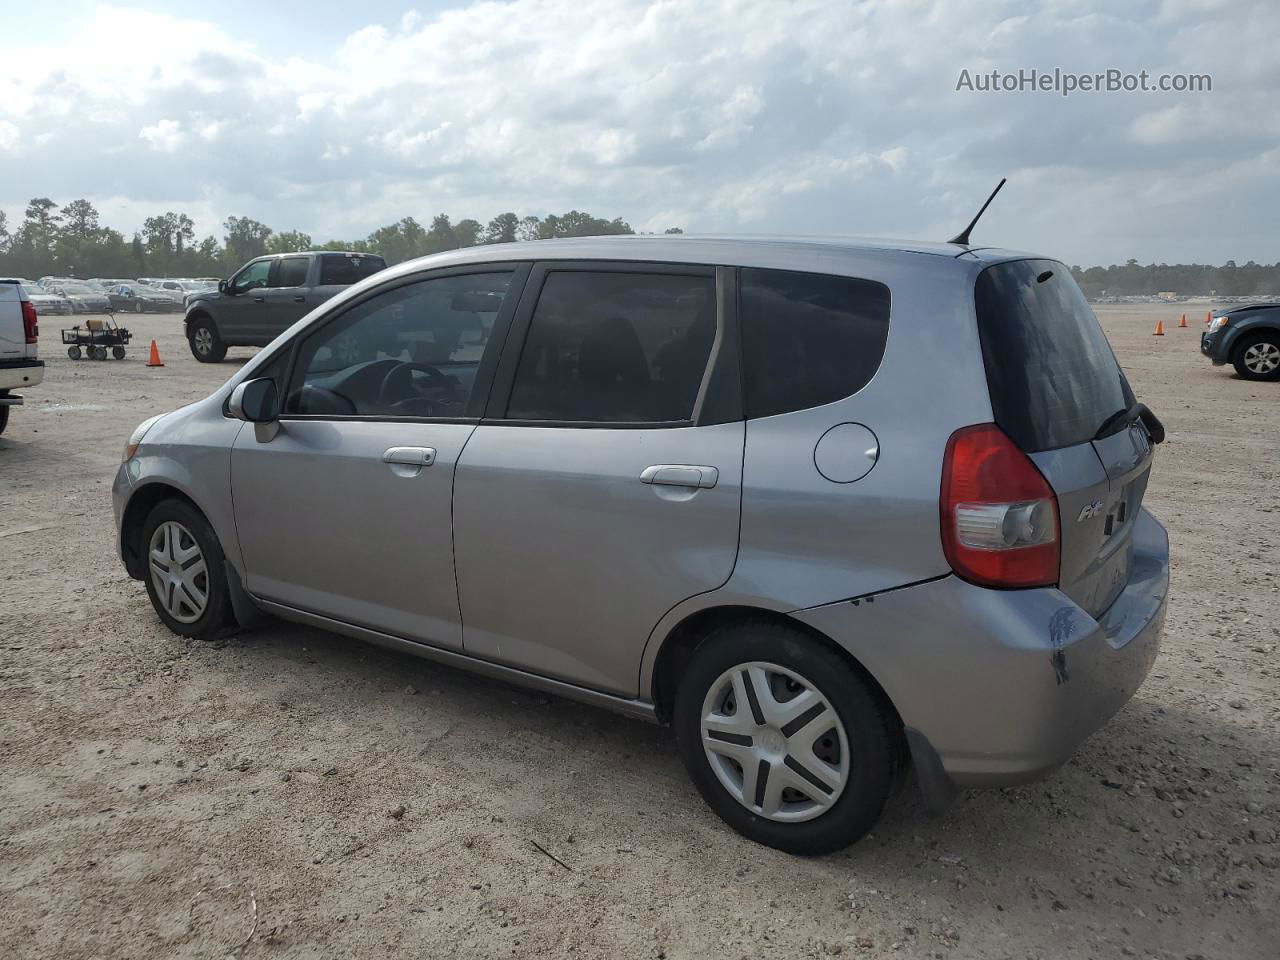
[975,259,1133,452]
[740,268,890,419]
[319,254,387,286]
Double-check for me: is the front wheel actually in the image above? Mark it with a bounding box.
[0,404,8,435]
[134,301,144,314]
[1233,331,1280,381]
[188,317,227,363]
[112,346,126,360]
[674,623,897,855]
[140,499,237,640]
[67,345,82,360]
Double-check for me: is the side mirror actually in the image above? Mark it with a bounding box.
[229,378,279,424]
[218,279,228,294]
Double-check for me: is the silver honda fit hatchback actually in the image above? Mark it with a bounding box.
[114,236,1169,854]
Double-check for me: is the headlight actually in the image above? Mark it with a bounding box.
[123,414,163,462]
[1208,315,1230,333]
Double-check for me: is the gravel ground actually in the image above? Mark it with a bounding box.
[1,303,1276,960]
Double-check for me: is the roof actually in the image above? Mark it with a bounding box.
[375,234,1048,283]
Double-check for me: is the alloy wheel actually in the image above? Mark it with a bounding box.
[149,521,209,623]
[193,327,213,356]
[700,661,849,823]
[1243,341,1280,375]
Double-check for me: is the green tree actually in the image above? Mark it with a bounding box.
[482,212,520,244]
[454,218,482,248]
[266,230,313,254]
[365,217,427,264]
[537,210,633,239]
[424,213,459,253]
[223,216,273,267]
[60,199,100,241]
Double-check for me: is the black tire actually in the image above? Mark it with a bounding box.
[92,345,108,360]
[112,346,126,360]
[140,499,237,640]
[134,301,144,314]
[674,622,896,855]
[1232,330,1280,381]
[67,345,82,360]
[0,404,8,435]
[188,316,228,363]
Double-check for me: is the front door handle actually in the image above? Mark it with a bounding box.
[383,446,436,467]
[293,295,306,302]
[253,295,266,303]
[640,464,718,489]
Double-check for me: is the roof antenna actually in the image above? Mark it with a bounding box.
[948,177,1006,246]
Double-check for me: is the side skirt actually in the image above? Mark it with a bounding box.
[253,597,660,724]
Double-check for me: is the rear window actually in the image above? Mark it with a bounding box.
[975,259,1133,452]
[740,268,891,419]
[319,254,387,286]
[275,257,309,287]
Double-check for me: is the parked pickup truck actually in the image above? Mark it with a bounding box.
[183,251,386,362]
[0,279,44,436]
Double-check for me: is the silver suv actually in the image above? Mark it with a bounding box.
[113,236,1169,853]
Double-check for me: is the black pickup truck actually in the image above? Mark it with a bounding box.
[183,251,386,362]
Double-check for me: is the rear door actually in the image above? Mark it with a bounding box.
[263,255,313,336]
[975,258,1154,618]
[452,263,743,696]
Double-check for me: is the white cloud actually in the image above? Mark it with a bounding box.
[0,1,1277,263]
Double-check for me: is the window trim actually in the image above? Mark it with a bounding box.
[268,262,532,424]
[482,260,740,429]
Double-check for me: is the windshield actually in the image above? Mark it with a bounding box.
[975,259,1134,452]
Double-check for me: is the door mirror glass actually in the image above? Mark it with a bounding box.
[217,279,227,294]
[228,378,279,423]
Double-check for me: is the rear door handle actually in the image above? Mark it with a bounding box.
[383,446,436,466]
[640,464,718,489]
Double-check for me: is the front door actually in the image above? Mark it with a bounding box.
[454,264,744,695]
[219,258,272,343]
[231,266,524,647]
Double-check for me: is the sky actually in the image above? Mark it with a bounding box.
[1,0,1275,266]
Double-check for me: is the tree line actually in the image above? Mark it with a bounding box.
[2,197,1273,295]
[1069,260,1280,298]
[0,198,683,280]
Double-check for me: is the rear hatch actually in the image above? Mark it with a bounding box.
[975,259,1154,618]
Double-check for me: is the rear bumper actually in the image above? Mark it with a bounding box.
[793,508,1169,806]
[0,359,44,392]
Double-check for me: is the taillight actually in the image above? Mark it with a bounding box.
[21,300,39,344]
[940,423,1060,589]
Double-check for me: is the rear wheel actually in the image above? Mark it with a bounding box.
[91,345,108,360]
[134,301,144,314]
[673,622,896,855]
[188,317,227,363]
[140,499,236,640]
[67,345,82,360]
[0,404,8,435]
[1233,331,1280,381]
[112,346,126,360]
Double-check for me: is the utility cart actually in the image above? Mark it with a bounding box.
[62,313,132,360]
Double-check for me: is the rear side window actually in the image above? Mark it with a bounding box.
[740,269,891,419]
[976,259,1133,452]
[275,257,309,287]
[319,254,387,286]
[506,271,717,423]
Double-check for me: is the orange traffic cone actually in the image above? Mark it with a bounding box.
[1153,320,1164,336]
[1178,314,1187,328]
[146,340,164,367]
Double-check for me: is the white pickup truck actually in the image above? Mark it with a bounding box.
[0,279,44,435]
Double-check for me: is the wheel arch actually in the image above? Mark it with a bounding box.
[119,481,203,580]
[647,604,904,735]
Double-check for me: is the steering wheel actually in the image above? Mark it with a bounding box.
[376,361,458,411]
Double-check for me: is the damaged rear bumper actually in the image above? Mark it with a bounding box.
[792,509,1169,812]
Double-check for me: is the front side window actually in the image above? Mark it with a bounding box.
[231,260,271,294]
[284,271,513,418]
[506,271,717,423]
[740,268,891,419]
[275,257,309,288]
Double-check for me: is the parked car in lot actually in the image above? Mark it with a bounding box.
[45,281,111,314]
[183,251,387,361]
[115,236,1169,853]
[107,283,183,314]
[0,279,43,435]
[16,280,73,316]
[1201,302,1280,381]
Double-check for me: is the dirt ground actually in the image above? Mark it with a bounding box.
[1,302,1276,960]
